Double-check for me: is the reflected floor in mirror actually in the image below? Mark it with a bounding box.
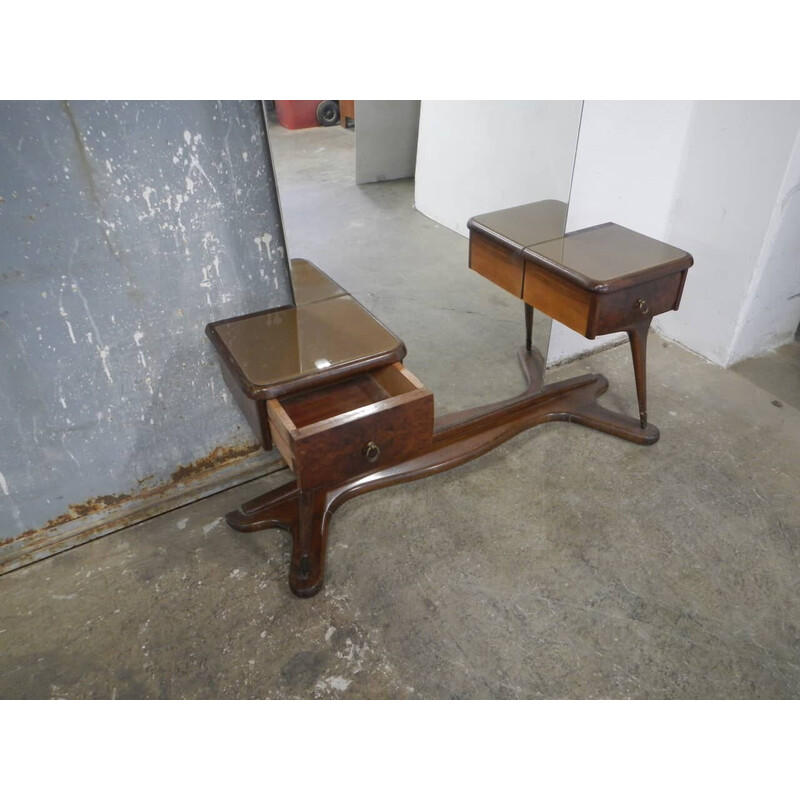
[268,117,556,417]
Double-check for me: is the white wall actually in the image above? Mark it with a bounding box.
[355,101,421,185]
[414,100,800,369]
[655,101,800,366]
[716,124,800,362]
[549,101,694,363]
[414,101,583,237]
[558,101,800,367]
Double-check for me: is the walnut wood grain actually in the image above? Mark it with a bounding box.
[469,233,525,297]
[267,366,434,491]
[522,262,593,336]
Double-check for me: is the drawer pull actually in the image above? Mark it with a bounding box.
[636,298,650,315]
[363,441,381,463]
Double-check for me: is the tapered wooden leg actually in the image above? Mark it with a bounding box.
[524,302,533,353]
[627,323,650,429]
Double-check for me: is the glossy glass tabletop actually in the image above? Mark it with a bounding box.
[522,223,693,291]
[210,294,403,394]
[467,200,569,254]
[290,258,347,306]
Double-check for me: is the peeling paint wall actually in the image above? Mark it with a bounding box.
[0,101,291,545]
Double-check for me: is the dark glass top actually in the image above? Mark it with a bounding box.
[522,223,693,292]
[290,258,347,306]
[467,200,569,255]
[209,294,404,396]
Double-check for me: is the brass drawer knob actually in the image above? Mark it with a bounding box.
[636,298,650,315]
[364,441,381,463]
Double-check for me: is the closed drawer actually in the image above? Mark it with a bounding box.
[590,271,685,337]
[524,261,687,339]
[469,233,524,297]
[267,364,433,489]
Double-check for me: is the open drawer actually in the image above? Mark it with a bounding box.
[267,363,434,489]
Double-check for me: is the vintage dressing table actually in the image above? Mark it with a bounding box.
[207,204,692,597]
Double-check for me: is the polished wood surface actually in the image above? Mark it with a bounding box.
[522,265,593,336]
[469,231,525,296]
[590,271,684,337]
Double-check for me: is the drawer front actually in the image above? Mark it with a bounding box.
[292,390,433,489]
[590,271,684,337]
[469,233,524,297]
[522,263,593,336]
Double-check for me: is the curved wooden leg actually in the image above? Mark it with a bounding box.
[225,479,332,597]
[289,488,335,597]
[552,374,660,445]
[226,480,299,533]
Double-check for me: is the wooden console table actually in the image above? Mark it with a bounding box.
[469,201,693,430]
[208,211,692,597]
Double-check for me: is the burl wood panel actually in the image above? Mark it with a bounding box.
[292,389,433,489]
[469,235,524,297]
[268,365,434,490]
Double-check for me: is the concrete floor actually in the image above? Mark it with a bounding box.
[732,340,800,412]
[1,120,799,699]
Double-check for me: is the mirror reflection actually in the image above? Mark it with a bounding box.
[266,100,583,413]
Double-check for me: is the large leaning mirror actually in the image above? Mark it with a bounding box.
[265,100,583,414]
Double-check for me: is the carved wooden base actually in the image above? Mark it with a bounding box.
[226,348,659,597]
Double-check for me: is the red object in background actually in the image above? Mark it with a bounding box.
[274,101,322,130]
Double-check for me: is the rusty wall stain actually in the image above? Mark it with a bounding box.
[169,443,260,483]
[13,442,263,543]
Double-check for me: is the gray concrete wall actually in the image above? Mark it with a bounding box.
[0,101,291,561]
